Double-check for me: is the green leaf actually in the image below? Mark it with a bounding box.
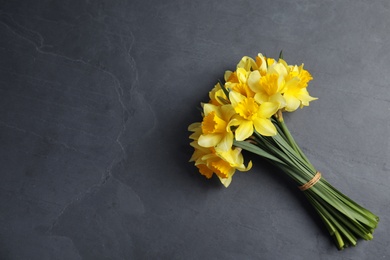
[279,50,283,59]
[218,80,230,100]
[234,140,285,165]
[217,96,230,105]
[232,117,379,248]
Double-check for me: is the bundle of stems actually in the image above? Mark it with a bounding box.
[234,110,379,249]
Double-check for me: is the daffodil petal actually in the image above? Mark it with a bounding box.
[229,91,245,107]
[216,132,233,151]
[269,93,286,108]
[201,153,217,162]
[218,147,243,166]
[284,95,301,112]
[224,70,233,82]
[297,89,318,102]
[234,120,253,141]
[198,134,223,147]
[189,132,199,140]
[220,104,236,122]
[188,122,201,131]
[258,102,279,118]
[237,160,252,172]
[227,117,239,128]
[253,118,277,136]
[248,70,261,92]
[254,92,269,104]
[256,53,268,74]
[203,103,220,117]
[269,62,287,77]
[237,56,256,71]
[218,176,232,187]
[236,68,248,84]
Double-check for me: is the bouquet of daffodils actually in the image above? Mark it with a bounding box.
[188,52,379,249]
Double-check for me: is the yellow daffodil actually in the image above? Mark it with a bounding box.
[229,91,278,140]
[189,141,214,178]
[254,53,268,76]
[189,139,252,187]
[213,147,252,187]
[190,145,252,187]
[224,67,255,98]
[189,53,379,250]
[283,64,317,112]
[247,58,289,111]
[198,103,235,151]
[209,82,228,106]
[237,56,256,71]
[189,121,253,184]
[188,124,216,179]
[224,55,255,84]
[247,71,285,109]
[189,123,211,176]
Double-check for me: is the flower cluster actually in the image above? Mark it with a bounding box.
[188,52,378,249]
[189,53,317,187]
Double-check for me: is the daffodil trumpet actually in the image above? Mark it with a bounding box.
[188,52,379,249]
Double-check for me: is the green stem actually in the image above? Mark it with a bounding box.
[274,112,315,171]
[237,115,379,249]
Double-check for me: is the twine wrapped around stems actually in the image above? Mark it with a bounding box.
[299,171,322,191]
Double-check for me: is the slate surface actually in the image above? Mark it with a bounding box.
[0,1,389,259]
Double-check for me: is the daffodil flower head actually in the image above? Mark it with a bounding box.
[213,147,252,187]
[189,140,252,187]
[225,67,255,98]
[283,64,317,112]
[229,91,278,140]
[198,103,235,151]
[248,70,286,109]
[189,140,210,163]
[189,53,317,187]
[201,146,252,187]
[189,140,214,179]
[189,141,217,179]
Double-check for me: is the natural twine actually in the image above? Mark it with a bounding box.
[299,171,322,191]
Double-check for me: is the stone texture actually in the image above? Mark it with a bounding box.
[0,0,389,259]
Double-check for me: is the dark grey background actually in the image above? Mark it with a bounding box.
[0,0,389,259]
